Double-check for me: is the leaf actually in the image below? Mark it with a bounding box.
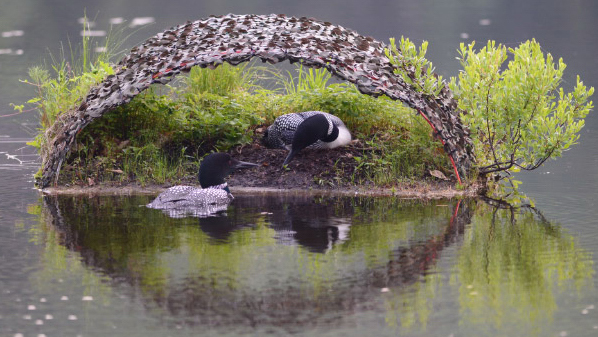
[429,169,448,181]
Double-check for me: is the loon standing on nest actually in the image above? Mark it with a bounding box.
[262,111,352,166]
[147,153,258,217]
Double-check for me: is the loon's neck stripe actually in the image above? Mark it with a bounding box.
[322,124,339,142]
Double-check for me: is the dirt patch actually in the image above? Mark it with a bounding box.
[42,139,483,198]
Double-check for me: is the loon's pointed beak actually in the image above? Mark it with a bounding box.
[282,149,297,166]
[232,159,259,170]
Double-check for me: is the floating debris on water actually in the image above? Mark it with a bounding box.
[60,296,68,301]
[0,48,24,55]
[82,296,93,301]
[2,30,24,37]
[80,30,106,37]
[110,17,125,25]
[68,314,78,320]
[130,17,155,27]
[77,18,96,27]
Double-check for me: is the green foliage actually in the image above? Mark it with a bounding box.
[450,40,594,181]
[278,65,332,95]
[175,91,263,151]
[183,62,264,96]
[385,37,444,96]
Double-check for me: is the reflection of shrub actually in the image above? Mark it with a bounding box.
[457,200,593,334]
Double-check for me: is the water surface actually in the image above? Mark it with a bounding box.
[2,1,598,336]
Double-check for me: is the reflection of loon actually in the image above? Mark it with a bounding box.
[262,111,351,165]
[269,212,352,253]
[146,153,257,218]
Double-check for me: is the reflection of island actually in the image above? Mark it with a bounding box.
[41,194,467,330]
[38,194,593,335]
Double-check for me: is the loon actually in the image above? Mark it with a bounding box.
[262,111,352,166]
[146,153,258,218]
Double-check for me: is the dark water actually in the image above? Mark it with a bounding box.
[2,1,598,336]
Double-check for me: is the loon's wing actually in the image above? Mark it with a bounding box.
[147,185,196,208]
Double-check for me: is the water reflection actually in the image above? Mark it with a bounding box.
[31,194,593,335]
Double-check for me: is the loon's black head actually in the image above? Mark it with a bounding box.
[282,113,334,166]
[198,153,258,189]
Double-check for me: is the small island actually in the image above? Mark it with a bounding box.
[19,14,592,202]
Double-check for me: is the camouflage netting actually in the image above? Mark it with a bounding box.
[38,13,474,188]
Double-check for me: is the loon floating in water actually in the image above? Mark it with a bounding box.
[146,153,258,218]
[262,111,351,166]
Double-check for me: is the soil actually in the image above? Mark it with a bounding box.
[43,137,483,198]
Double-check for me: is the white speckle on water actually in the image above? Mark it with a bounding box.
[479,19,491,26]
[587,304,595,310]
[28,305,36,310]
[58,279,64,283]
[40,298,47,303]
[466,284,474,289]
[2,30,24,38]
[559,331,568,337]
[469,291,478,296]
[77,18,96,27]
[22,315,31,320]
[460,33,469,39]
[82,296,94,301]
[61,296,69,301]
[130,17,155,27]
[35,319,44,325]
[582,309,589,314]
[110,17,124,25]
[15,298,21,302]
[68,315,78,320]
[38,334,47,337]
[380,287,390,293]
[14,333,24,337]
[80,30,106,37]
[95,46,107,53]
[593,325,598,329]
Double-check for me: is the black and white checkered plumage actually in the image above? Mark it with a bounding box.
[263,111,350,150]
[262,111,351,165]
[146,153,257,218]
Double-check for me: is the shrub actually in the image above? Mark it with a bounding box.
[450,40,594,176]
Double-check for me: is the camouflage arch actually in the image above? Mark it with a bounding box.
[38,13,474,188]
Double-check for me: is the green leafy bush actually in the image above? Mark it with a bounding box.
[450,40,594,177]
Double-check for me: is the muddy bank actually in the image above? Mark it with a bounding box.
[41,141,482,198]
